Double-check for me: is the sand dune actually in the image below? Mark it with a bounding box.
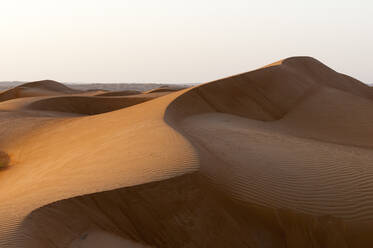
[27,94,160,115]
[1,57,373,247]
[0,80,80,103]
[96,90,141,96]
[166,57,373,219]
[17,80,78,94]
[145,86,183,94]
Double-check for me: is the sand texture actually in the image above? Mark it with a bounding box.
[1,57,373,247]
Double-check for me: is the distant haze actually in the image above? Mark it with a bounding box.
[1,0,372,84]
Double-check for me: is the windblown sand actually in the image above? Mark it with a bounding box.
[1,57,373,247]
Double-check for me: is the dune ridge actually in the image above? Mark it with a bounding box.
[0,80,80,103]
[1,57,373,247]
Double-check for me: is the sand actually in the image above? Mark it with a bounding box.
[0,80,81,103]
[96,90,142,96]
[1,56,373,247]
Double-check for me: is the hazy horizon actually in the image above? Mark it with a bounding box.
[1,0,372,84]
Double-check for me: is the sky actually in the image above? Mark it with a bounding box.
[0,0,372,84]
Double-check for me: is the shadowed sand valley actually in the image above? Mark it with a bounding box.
[1,57,373,247]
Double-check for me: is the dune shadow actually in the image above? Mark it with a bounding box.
[0,151,10,170]
[19,173,290,248]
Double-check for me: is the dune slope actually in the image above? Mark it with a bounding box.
[27,95,159,115]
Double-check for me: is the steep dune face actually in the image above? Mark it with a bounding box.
[21,173,287,248]
[167,57,372,122]
[1,56,373,248]
[0,80,80,103]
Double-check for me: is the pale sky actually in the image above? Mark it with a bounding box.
[1,0,372,84]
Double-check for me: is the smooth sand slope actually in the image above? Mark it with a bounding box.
[1,57,373,247]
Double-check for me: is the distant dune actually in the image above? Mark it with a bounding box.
[27,93,169,115]
[96,90,141,96]
[0,82,192,93]
[145,86,182,94]
[1,57,373,247]
[68,83,191,92]
[0,80,80,103]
